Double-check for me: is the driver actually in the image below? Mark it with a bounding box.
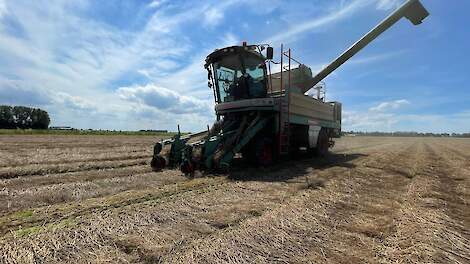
[232,73,251,100]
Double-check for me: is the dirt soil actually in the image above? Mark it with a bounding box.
[0,135,469,263]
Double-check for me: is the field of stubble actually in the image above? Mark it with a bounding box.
[0,135,469,263]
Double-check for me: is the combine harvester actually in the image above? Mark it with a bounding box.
[151,0,429,176]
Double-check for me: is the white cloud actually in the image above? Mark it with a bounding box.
[114,84,216,132]
[0,0,6,18]
[266,0,370,45]
[343,110,397,131]
[375,0,402,10]
[343,98,410,131]
[349,50,407,65]
[54,92,97,111]
[0,78,50,106]
[149,32,239,97]
[342,97,470,133]
[343,109,470,133]
[117,84,212,115]
[147,0,165,9]
[204,8,224,27]
[369,99,410,112]
[0,2,139,92]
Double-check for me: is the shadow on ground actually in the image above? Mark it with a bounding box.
[228,152,367,182]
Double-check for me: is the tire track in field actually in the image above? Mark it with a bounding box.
[0,175,226,237]
[378,141,470,263]
[333,140,396,154]
[356,141,421,177]
[0,139,156,150]
[0,157,151,179]
[0,166,185,216]
[0,164,152,190]
[0,177,289,263]
[0,152,151,168]
[431,140,470,169]
[0,179,232,263]
[0,145,150,162]
[300,141,421,262]
[426,143,470,235]
[0,136,158,167]
[0,144,150,154]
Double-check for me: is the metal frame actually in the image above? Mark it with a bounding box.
[268,44,302,155]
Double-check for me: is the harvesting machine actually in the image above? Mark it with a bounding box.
[151,0,429,176]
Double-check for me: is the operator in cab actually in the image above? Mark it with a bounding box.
[205,45,269,103]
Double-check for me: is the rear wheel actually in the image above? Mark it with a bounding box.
[242,138,273,166]
[315,128,329,156]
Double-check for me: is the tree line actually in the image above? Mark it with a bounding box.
[0,105,50,129]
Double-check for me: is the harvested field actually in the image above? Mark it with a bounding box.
[0,135,469,263]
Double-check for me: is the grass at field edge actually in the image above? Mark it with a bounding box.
[0,129,180,136]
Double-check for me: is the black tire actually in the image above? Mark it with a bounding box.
[255,138,273,166]
[150,156,166,171]
[242,138,273,167]
[315,128,329,156]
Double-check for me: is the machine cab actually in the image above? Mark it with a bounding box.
[205,45,270,104]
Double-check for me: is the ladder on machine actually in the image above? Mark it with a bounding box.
[279,94,290,155]
[278,46,291,155]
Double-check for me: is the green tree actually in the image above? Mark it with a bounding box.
[0,106,14,128]
[36,109,50,129]
[12,106,32,129]
[0,105,50,129]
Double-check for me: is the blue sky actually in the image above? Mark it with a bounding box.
[0,0,468,132]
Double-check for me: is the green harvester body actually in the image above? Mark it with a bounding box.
[150,0,429,176]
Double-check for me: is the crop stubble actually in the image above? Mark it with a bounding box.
[0,135,469,263]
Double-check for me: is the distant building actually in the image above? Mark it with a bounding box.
[139,129,168,133]
[49,126,74,130]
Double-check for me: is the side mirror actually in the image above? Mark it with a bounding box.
[266,47,273,60]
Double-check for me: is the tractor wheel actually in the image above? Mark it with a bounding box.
[315,128,329,156]
[151,156,166,171]
[180,160,195,178]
